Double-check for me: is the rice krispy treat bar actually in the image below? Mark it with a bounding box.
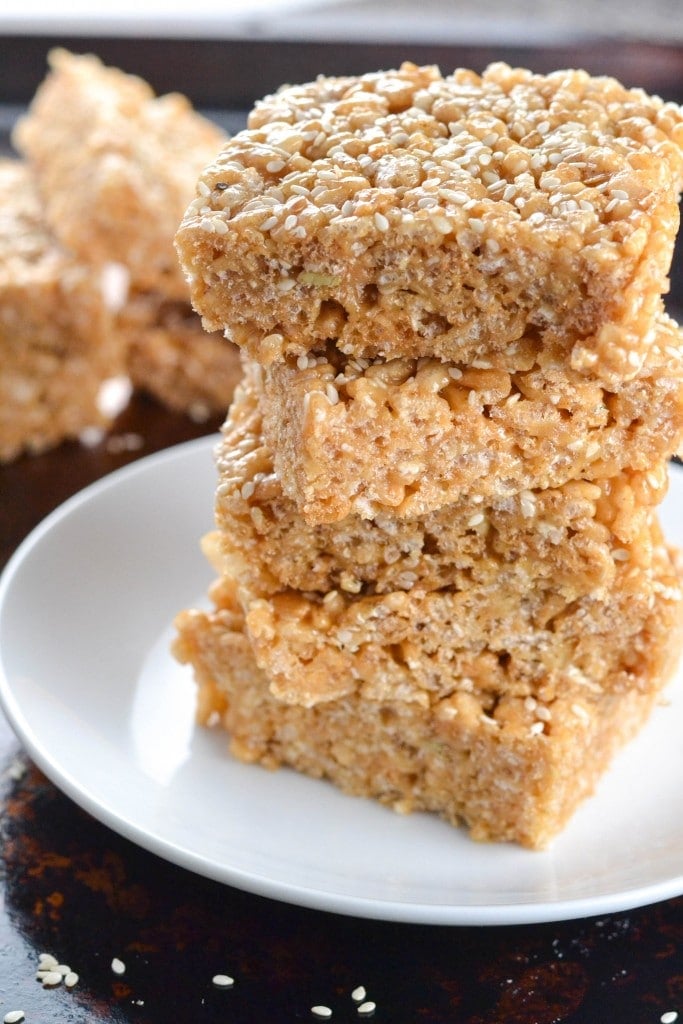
[120,291,242,421]
[14,49,226,299]
[213,366,667,599]
[253,315,683,523]
[173,572,682,848]
[175,62,683,385]
[234,518,680,708]
[0,160,123,462]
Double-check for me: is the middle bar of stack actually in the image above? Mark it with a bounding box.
[174,62,683,848]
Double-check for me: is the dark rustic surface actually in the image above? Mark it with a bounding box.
[1,35,683,1024]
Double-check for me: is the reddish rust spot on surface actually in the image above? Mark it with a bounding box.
[484,961,588,1024]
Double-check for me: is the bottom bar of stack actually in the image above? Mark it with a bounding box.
[173,379,683,849]
[174,569,681,850]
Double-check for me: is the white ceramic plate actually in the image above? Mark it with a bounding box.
[0,436,682,926]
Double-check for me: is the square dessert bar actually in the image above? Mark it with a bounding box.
[213,365,667,600]
[253,315,683,524]
[232,523,680,709]
[14,49,226,300]
[0,160,123,462]
[175,62,683,385]
[174,571,682,848]
[120,292,242,421]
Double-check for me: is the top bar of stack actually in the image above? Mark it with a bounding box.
[176,62,683,390]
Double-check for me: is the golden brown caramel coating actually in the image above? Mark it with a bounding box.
[173,570,682,848]
[176,62,683,385]
[0,160,124,462]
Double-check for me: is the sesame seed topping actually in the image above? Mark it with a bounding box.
[4,1014,25,1024]
[111,958,126,976]
[311,1007,333,1019]
[351,986,367,1002]
[661,1013,679,1024]
[373,211,390,232]
[357,1002,377,1017]
[64,971,79,989]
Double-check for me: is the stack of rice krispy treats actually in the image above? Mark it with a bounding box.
[173,62,683,848]
[2,51,242,462]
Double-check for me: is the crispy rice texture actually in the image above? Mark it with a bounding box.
[173,571,682,849]
[0,159,124,462]
[14,48,226,299]
[175,62,683,385]
[245,314,683,523]
[120,292,242,420]
[211,370,672,602]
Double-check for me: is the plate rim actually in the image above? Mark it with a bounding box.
[1,436,682,926]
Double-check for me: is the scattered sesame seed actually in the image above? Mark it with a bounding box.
[41,971,63,987]
[111,958,126,976]
[467,512,485,528]
[529,721,545,736]
[351,986,367,1003]
[311,1006,333,1019]
[38,954,59,969]
[64,972,79,989]
[212,974,235,988]
[357,1002,377,1017]
[373,211,390,232]
[661,1013,678,1024]
[4,1013,25,1024]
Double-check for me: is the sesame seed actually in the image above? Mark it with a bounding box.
[613,549,630,561]
[351,986,367,1002]
[661,1013,678,1023]
[529,721,545,736]
[448,366,463,379]
[571,703,590,724]
[260,215,278,232]
[64,972,79,989]
[4,1013,25,1024]
[527,211,545,226]
[111,958,126,976]
[467,512,485,528]
[266,160,286,173]
[542,175,561,190]
[311,1007,333,1019]
[284,214,298,231]
[240,481,256,501]
[38,954,59,968]
[276,277,297,292]
[41,971,63,987]
[358,1002,377,1017]
[374,211,390,232]
[212,974,235,988]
